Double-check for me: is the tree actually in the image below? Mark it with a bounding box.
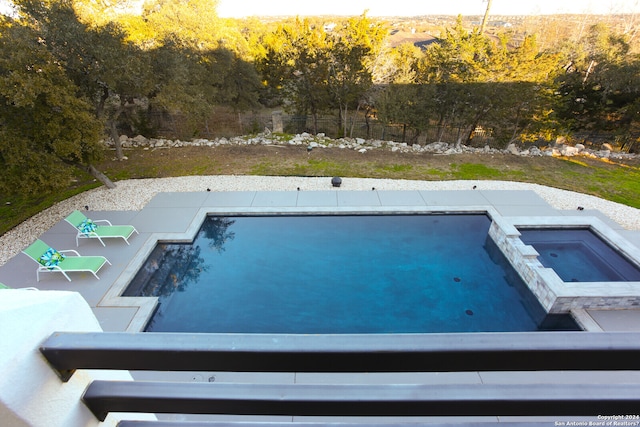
[73,0,142,27]
[136,0,227,51]
[418,16,494,84]
[12,0,155,160]
[328,13,386,138]
[374,83,438,143]
[412,17,496,143]
[257,18,332,133]
[482,34,562,145]
[0,18,112,196]
[408,17,562,146]
[256,15,387,136]
[148,41,261,136]
[379,42,422,85]
[211,49,262,112]
[328,37,371,137]
[555,23,640,148]
[114,0,260,138]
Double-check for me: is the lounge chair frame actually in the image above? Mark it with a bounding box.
[22,239,111,282]
[65,210,139,247]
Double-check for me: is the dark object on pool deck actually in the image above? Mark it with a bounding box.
[331,177,342,187]
[577,206,584,210]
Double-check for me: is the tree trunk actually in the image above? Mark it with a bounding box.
[312,112,318,135]
[109,102,125,160]
[480,0,492,35]
[204,118,211,139]
[74,163,117,189]
[508,106,523,147]
[342,104,348,138]
[349,102,361,138]
[96,86,109,119]
[583,60,596,84]
[110,119,124,161]
[437,115,447,142]
[364,107,371,139]
[347,104,351,139]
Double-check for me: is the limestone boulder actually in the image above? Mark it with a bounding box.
[506,143,520,155]
[132,134,148,145]
[561,146,579,156]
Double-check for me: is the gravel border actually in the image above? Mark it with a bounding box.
[2,176,639,266]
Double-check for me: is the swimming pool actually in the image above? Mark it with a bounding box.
[125,214,577,333]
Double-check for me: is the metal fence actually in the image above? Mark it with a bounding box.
[149,111,494,146]
[146,111,636,150]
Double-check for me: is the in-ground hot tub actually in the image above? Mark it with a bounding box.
[489,215,640,314]
[519,228,640,283]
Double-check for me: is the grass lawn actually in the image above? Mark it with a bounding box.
[1,144,639,236]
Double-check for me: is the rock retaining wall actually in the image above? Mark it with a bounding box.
[108,132,638,162]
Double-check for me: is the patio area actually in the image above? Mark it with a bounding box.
[3,189,640,332]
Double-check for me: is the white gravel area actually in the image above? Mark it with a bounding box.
[2,175,639,266]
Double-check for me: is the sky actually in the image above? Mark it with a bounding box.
[1,0,637,17]
[217,0,640,17]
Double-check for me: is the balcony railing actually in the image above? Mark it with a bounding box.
[39,331,640,424]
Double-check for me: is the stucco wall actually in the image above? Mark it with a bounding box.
[0,290,153,426]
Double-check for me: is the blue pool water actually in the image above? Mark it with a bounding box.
[125,214,578,333]
[519,228,640,282]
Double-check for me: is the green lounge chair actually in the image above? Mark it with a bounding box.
[22,239,111,282]
[65,210,139,247]
[0,282,38,290]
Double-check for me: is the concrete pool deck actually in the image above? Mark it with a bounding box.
[4,188,640,423]
[2,188,640,333]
